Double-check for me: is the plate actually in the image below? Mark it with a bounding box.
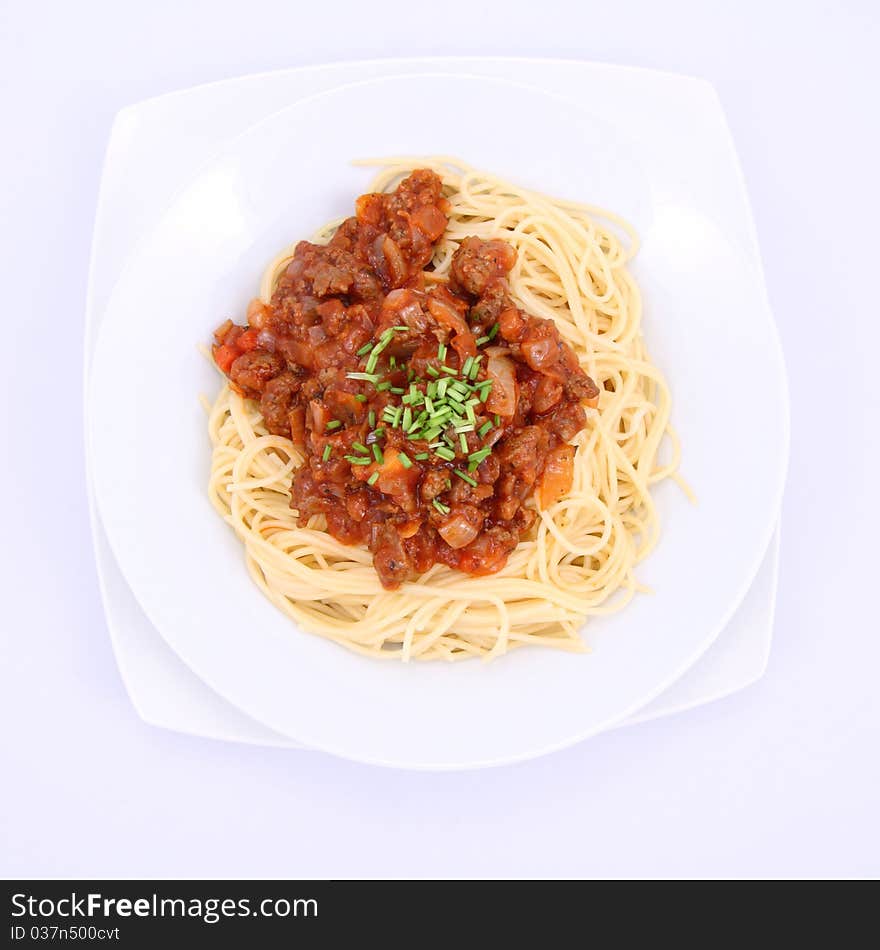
[88,72,789,768]
[85,59,782,750]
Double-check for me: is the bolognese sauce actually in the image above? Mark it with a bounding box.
[212,170,599,589]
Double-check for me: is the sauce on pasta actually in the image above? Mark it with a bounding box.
[212,170,599,589]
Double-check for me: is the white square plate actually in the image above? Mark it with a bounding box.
[86,58,781,753]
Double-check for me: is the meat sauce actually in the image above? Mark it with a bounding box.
[212,170,599,589]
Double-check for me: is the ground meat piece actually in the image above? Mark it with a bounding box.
[290,468,323,521]
[455,526,519,575]
[565,371,601,403]
[260,372,302,435]
[532,376,564,414]
[469,279,513,330]
[494,474,520,521]
[543,401,587,441]
[310,248,365,297]
[474,453,501,485]
[508,506,538,535]
[447,476,493,506]
[327,216,361,250]
[276,242,382,302]
[229,350,285,396]
[494,426,550,519]
[497,426,549,483]
[420,468,450,503]
[373,525,413,588]
[450,237,517,297]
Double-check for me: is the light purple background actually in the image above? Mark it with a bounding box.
[2,1,878,878]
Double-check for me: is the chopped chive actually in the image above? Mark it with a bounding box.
[372,444,384,463]
[437,343,447,361]
[407,369,415,381]
[488,322,499,340]
[468,360,481,381]
[426,365,440,377]
[376,381,392,392]
[321,445,332,461]
[478,421,493,437]
[459,433,468,453]
[367,471,380,486]
[399,453,413,469]
[440,365,457,376]
[352,441,369,454]
[368,410,376,427]
[420,427,442,442]
[373,426,386,437]
[357,342,373,356]
[414,452,429,460]
[465,404,476,425]
[455,423,475,434]
[346,455,371,465]
[454,469,478,487]
[433,499,450,515]
[476,335,490,346]
[426,381,438,398]
[392,325,409,332]
[389,356,397,369]
[461,356,474,378]
[424,396,434,413]
[325,420,342,431]
[435,446,455,461]
[468,450,491,471]
[365,352,379,374]
[437,378,449,398]
[347,372,380,383]
[390,386,405,394]
[354,393,367,402]
[494,415,501,426]
[445,478,452,490]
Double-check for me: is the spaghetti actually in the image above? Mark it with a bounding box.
[207,158,681,660]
